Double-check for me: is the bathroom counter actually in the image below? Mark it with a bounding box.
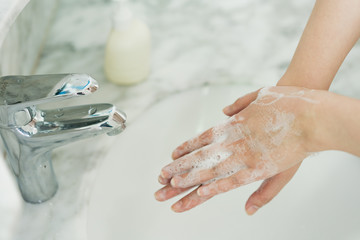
[5,0,360,239]
[0,0,29,46]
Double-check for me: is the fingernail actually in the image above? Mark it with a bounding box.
[154,191,163,201]
[170,177,178,187]
[246,205,259,215]
[171,201,183,212]
[172,149,181,159]
[197,187,210,196]
[158,175,168,185]
[223,106,231,113]
[160,169,168,178]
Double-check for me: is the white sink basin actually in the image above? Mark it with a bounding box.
[87,85,360,240]
[0,153,22,240]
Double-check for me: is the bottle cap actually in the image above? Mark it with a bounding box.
[113,0,133,30]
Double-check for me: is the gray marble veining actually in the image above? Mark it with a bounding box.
[0,0,58,75]
[0,0,29,47]
[0,1,58,239]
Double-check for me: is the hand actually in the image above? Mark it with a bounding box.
[155,86,320,213]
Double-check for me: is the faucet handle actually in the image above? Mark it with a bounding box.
[0,74,98,108]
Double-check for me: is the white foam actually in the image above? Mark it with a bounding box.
[212,118,249,144]
[193,149,233,170]
[178,148,233,186]
[265,109,295,146]
[253,87,319,106]
[171,87,316,189]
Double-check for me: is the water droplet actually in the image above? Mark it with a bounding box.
[54,109,64,118]
[88,107,97,115]
[54,113,64,118]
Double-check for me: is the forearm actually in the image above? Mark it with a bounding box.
[312,91,360,156]
[278,0,360,89]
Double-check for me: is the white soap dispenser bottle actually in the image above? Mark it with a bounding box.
[104,0,151,85]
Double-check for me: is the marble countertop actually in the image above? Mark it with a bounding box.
[0,0,29,46]
[4,0,360,239]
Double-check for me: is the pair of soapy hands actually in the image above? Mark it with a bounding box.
[155,86,319,214]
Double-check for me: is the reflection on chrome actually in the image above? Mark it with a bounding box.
[0,74,126,203]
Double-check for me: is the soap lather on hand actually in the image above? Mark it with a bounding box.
[155,0,360,215]
[155,87,320,214]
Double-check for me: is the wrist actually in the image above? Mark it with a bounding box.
[305,91,360,156]
[302,90,333,153]
[277,72,332,90]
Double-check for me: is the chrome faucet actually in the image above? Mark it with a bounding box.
[0,74,126,203]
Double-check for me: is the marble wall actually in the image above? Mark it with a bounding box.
[0,1,58,239]
[0,0,58,76]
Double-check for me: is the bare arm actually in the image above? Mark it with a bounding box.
[314,92,360,156]
[278,0,360,89]
[155,0,360,214]
[155,87,360,213]
[245,0,360,215]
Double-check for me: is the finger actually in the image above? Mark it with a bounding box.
[172,128,214,160]
[161,145,214,179]
[223,89,259,116]
[197,168,269,197]
[161,141,206,185]
[158,175,170,185]
[170,170,214,188]
[245,162,301,215]
[170,155,246,188]
[154,185,192,202]
[171,186,213,213]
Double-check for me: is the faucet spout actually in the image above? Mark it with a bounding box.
[0,74,127,203]
[19,103,126,147]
